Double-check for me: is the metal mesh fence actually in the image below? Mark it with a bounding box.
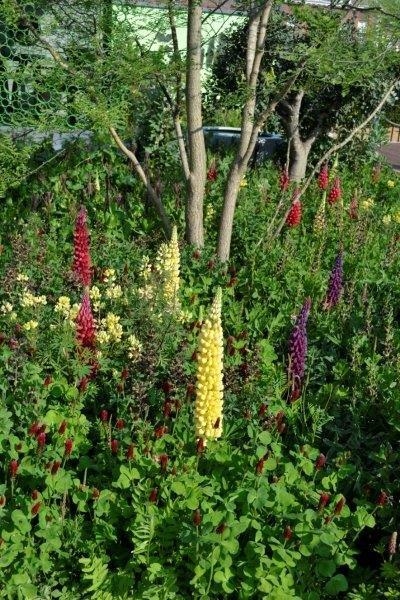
[0,1,240,141]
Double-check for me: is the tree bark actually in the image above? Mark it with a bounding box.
[217,1,273,262]
[186,0,206,247]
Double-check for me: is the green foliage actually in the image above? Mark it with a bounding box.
[0,148,399,597]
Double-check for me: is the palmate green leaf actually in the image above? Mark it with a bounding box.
[325,574,348,595]
[11,509,31,535]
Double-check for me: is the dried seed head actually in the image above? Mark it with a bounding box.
[388,531,397,555]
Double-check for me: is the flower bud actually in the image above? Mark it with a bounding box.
[216,522,226,534]
[279,169,290,192]
[328,177,341,205]
[283,525,293,541]
[126,443,135,460]
[193,509,202,527]
[31,502,41,516]
[196,438,205,454]
[333,496,346,515]
[64,439,73,456]
[100,409,109,422]
[149,487,158,503]
[154,425,168,439]
[159,453,169,472]
[58,420,67,435]
[318,492,331,511]
[258,403,267,417]
[255,458,264,475]
[37,432,46,449]
[315,453,326,470]
[376,491,389,506]
[50,461,61,475]
[9,460,19,478]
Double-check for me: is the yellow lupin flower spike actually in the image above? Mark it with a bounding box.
[155,225,181,312]
[313,193,326,233]
[195,288,224,443]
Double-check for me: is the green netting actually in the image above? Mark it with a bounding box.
[0,1,241,142]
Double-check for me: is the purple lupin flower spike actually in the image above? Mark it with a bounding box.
[288,298,311,398]
[324,252,343,309]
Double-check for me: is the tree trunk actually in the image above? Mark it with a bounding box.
[217,164,243,262]
[217,1,273,263]
[185,0,206,247]
[288,138,312,182]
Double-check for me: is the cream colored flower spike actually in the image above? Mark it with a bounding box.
[195,288,224,443]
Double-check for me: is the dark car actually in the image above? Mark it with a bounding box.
[203,126,285,166]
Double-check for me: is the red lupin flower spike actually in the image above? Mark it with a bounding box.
[328,177,341,205]
[76,294,96,349]
[286,189,302,227]
[318,163,329,190]
[72,207,91,287]
[279,169,290,192]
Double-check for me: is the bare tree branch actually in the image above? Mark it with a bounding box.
[109,127,172,237]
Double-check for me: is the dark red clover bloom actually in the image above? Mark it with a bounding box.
[110,439,119,454]
[283,525,293,541]
[31,502,41,516]
[377,491,389,506]
[193,509,202,527]
[318,492,331,511]
[37,431,46,449]
[100,410,109,423]
[149,487,158,503]
[126,443,135,460]
[50,461,61,475]
[58,420,67,435]
[334,496,346,516]
[315,453,326,470]
[64,439,73,456]
[9,460,19,478]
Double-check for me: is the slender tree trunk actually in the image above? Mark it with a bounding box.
[288,135,313,181]
[186,0,206,247]
[217,1,273,262]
